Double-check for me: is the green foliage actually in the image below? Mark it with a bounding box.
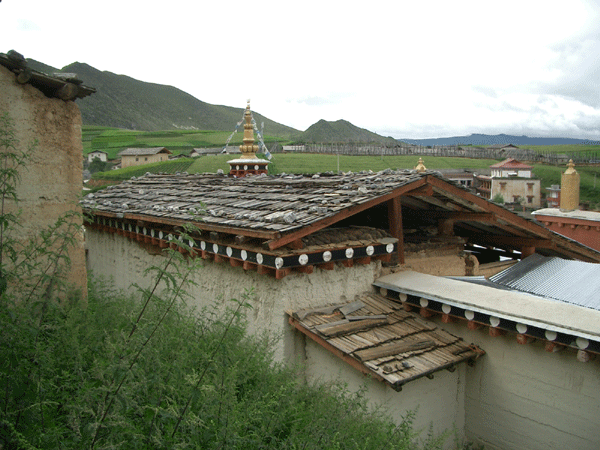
[0,261,448,449]
[87,157,112,174]
[301,119,398,145]
[0,112,32,293]
[82,126,286,161]
[492,193,504,204]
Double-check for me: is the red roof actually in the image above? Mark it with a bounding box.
[489,158,532,170]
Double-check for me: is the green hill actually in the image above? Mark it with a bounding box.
[26,58,397,145]
[27,59,299,139]
[300,119,398,145]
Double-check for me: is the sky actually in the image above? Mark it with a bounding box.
[2,0,600,140]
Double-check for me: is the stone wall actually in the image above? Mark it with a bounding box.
[0,64,86,295]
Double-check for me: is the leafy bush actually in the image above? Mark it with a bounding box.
[1,265,440,449]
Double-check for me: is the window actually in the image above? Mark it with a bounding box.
[135,157,139,162]
[527,196,533,204]
[144,157,148,161]
[500,182,507,191]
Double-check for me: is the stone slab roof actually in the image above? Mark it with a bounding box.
[82,169,424,236]
[81,169,600,263]
[288,292,482,391]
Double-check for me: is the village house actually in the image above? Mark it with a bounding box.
[82,105,600,450]
[87,149,108,163]
[545,183,561,207]
[0,50,94,294]
[119,147,171,167]
[476,158,542,208]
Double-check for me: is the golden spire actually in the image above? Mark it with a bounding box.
[564,159,577,175]
[414,157,427,173]
[239,99,259,159]
[560,159,580,211]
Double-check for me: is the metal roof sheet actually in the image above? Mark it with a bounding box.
[374,270,600,342]
[489,254,600,311]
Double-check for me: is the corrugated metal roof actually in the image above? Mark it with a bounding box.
[489,254,600,310]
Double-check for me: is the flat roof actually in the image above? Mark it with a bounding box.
[374,271,600,342]
[533,208,600,223]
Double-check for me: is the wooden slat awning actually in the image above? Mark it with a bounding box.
[287,293,483,391]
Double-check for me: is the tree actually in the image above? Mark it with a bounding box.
[492,193,504,204]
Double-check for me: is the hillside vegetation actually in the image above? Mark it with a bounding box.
[27,59,299,139]
[300,119,398,145]
[82,126,282,159]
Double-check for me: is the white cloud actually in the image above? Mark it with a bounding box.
[1,0,599,139]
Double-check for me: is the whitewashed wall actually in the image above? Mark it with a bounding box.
[303,337,466,444]
[85,230,382,361]
[437,320,600,450]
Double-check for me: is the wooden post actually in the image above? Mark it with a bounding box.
[388,196,404,264]
[521,246,535,258]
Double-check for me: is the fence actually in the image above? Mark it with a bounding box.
[301,144,600,165]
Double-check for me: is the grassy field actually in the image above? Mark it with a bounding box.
[82,126,283,159]
[87,131,600,207]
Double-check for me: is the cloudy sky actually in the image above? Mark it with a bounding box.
[2,0,600,139]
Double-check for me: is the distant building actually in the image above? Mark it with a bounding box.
[435,169,476,188]
[190,148,224,157]
[546,184,561,208]
[487,143,519,150]
[283,145,305,152]
[87,150,108,163]
[119,147,171,168]
[476,158,541,208]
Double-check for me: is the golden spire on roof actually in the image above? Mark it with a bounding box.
[239,99,259,159]
[560,159,580,211]
[564,159,577,175]
[414,157,427,173]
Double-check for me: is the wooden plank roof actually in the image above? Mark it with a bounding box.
[81,169,600,262]
[287,293,483,391]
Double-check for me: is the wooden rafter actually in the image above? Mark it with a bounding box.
[266,178,427,250]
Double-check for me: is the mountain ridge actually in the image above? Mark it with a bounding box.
[24,58,600,146]
[400,133,600,147]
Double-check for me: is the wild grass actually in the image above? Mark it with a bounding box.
[1,260,455,449]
